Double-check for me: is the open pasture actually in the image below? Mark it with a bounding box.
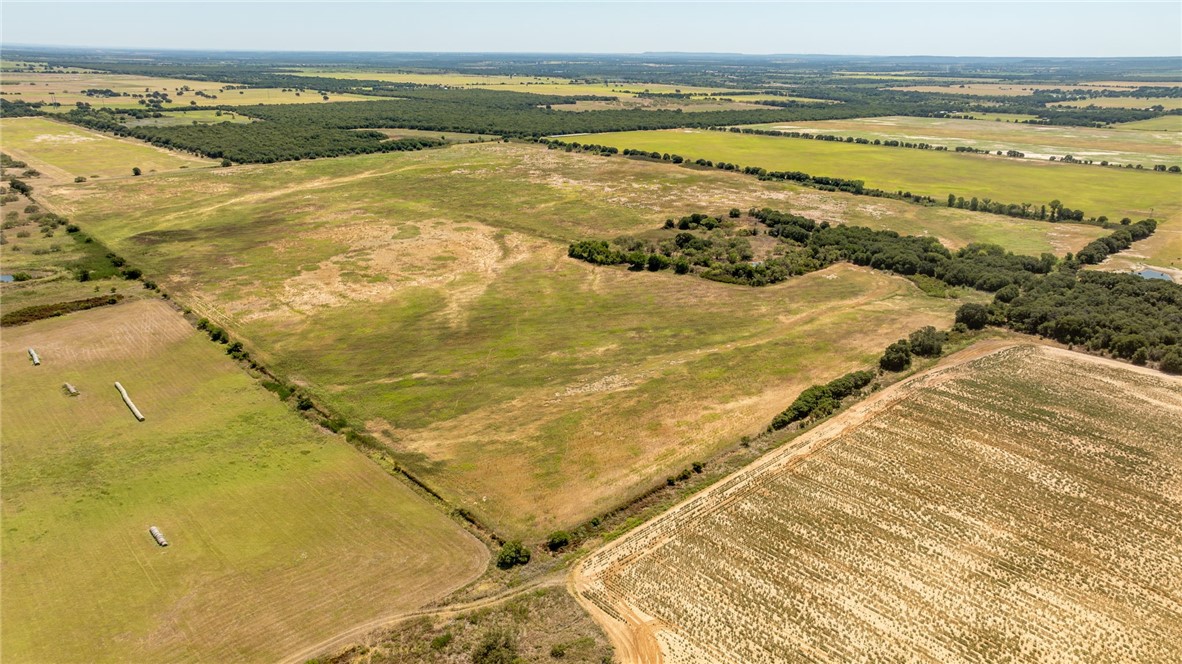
[577,128,1182,267]
[1120,115,1182,132]
[0,299,486,663]
[123,109,256,127]
[0,70,373,109]
[745,115,1182,166]
[577,343,1182,663]
[40,143,1013,538]
[1,116,214,179]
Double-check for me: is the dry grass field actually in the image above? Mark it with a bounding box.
[0,299,486,663]
[1,116,215,179]
[0,70,373,109]
[1052,97,1182,110]
[32,142,1016,538]
[576,342,1182,663]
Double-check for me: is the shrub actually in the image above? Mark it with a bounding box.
[430,631,453,651]
[496,540,530,568]
[74,176,87,183]
[908,326,947,357]
[1161,350,1182,375]
[546,530,570,551]
[472,629,518,664]
[132,167,142,176]
[879,340,912,372]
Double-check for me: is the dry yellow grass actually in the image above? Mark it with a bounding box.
[577,343,1182,663]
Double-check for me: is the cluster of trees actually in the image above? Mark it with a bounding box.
[61,108,445,163]
[1001,270,1182,370]
[0,99,43,117]
[878,327,948,372]
[572,204,1179,371]
[769,370,875,430]
[569,212,821,286]
[1075,219,1157,264]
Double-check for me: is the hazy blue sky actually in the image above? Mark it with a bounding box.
[3,2,1180,57]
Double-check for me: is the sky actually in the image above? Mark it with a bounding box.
[2,1,1181,58]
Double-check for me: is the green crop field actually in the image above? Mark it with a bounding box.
[1,116,215,178]
[574,128,1182,268]
[0,299,486,663]
[743,115,1182,166]
[34,143,999,538]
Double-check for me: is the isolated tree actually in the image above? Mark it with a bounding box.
[496,540,530,569]
[132,167,142,176]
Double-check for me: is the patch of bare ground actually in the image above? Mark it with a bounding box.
[576,341,1182,663]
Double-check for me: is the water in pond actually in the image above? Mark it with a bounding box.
[1134,269,1174,282]
[0,275,13,283]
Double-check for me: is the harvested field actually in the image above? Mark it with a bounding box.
[39,143,1005,538]
[0,299,486,663]
[576,343,1182,663]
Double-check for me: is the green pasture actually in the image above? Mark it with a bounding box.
[0,299,484,663]
[1,116,215,178]
[743,115,1182,166]
[576,129,1182,262]
[1119,115,1182,132]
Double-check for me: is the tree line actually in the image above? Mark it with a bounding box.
[568,206,1180,373]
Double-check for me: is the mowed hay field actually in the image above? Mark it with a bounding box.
[1,116,215,179]
[577,343,1182,663]
[1,70,373,109]
[0,299,486,663]
[746,115,1182,166]
[40,143,1006,538]
[578,128,1182,268]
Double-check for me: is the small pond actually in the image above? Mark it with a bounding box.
[0,275,14,283]
[1134,269,1174,282]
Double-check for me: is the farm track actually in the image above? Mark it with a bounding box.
[569,339,1053,663]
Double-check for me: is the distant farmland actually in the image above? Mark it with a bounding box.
[743,115,1182,166]
[577,343,1182,663]
[574,128,1182,268]
[1,300,486,663]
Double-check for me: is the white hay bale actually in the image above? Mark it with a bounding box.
[148,526,168,547]
[115,382,145,421]
[27,348,40,366]
[63,382,79,396]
